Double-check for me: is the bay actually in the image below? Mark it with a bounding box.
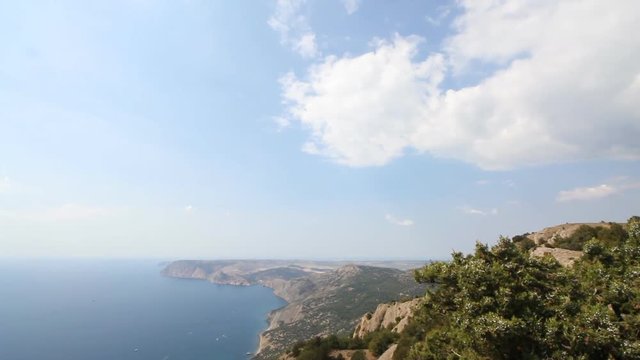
[0,260,285,360]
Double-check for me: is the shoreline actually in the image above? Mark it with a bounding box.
[255,287,290,356]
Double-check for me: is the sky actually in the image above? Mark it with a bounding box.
[1,0,639,260]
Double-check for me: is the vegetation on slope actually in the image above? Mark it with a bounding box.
[402,216,640,359]
[286,216,640,360]
[258,265,426,360]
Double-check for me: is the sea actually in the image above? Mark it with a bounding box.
[0,260,286,360]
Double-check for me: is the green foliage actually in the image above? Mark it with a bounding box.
[366,328,398,356]
[286,334,367,360]
[287,327,400,359]
[554,224,598,250]
[512,234,536,252]
[288,216,640,360]
[351,350,365,360]
[407,217,640,359]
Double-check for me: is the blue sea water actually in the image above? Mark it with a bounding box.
[0,260,286,360]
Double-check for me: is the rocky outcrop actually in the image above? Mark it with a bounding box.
[531,246,583,267]
[353,298,421,338]
[527,222,620,245]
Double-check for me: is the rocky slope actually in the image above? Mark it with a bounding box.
[530,246,583,266]
[353,298,421,338]
[525,222,622,245]
[255,265,426,359]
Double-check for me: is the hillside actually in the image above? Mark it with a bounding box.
[257,265,427,359]
[519,221,625,246]
[285,216,640,360]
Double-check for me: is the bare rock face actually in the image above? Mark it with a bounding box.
[377,344,397,360]
[531,246,582,267]
[353,298,421,338]
[531,246,583,267]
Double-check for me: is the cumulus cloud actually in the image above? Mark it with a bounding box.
[268,0,319,58]
[460,206,498,216]
[341,0,361,15]
[385,213,414,226]
[281,35,446,166]
[280,1,640,169]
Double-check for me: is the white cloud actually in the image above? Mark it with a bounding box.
[385,213,414,226]
[184,205,194,213]
[557,184,617,202]
[268,0,319,58]
[280,1,640,169]
[280,35,446,166]
[460,206,498,216]
[341,0,361,15]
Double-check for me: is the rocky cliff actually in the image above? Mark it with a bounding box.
[353,298,421,338]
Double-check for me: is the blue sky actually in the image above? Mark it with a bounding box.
[1,0,639,259]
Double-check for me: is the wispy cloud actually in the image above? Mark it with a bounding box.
[557,179,640,202]
[268,0,319,58]
[385,213,414,226]
[425,6,451,26]
[184,205,194,213]
[557,184,617,202]
[460,206,498,216]
[341,0,361,15]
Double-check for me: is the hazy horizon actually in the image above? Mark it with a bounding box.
[1,0,639,260]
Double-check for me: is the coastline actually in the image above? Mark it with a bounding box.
[160,260,428,359]
[256,288,289,356]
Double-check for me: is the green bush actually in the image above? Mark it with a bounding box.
[406,216,640,359]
